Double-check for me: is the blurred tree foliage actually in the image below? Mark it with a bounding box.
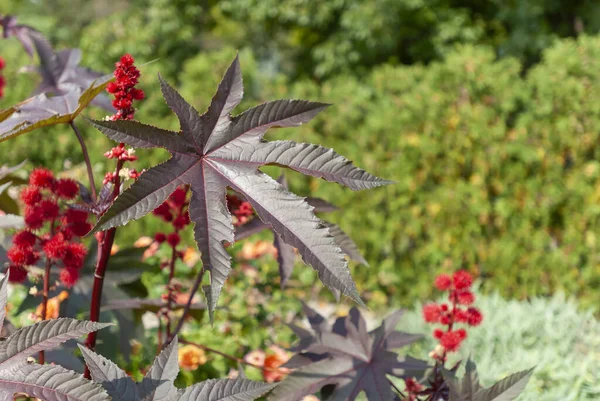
[1,0,600,310]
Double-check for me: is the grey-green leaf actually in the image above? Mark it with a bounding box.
[79,344,136,401]
[87,119,194,154]
[474,369,534,401]
[0,319,111,368]
[176,378,276,401]
[90,155,198,234]
[0,363,109,401]
[140,337,179,401]
[0,275,8,330]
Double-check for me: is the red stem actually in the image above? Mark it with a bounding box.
[38,218,56,364]
[70,122,97,201]
[83,159,123,379]
[164,243,177,338]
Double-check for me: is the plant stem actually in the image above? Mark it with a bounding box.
[38,257,52,365]
[69,122,97,201]
[166,267,205,346]
[179,338,286,373]
[388,379,405,399]
[164,243,177,338]
[83,159,123,379]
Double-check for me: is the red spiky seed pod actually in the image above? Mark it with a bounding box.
[29,168,55,189]
[53,178,79,200]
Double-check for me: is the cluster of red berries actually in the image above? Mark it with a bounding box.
[102,144,139,185]
[226,193,254,226]
[422,270,483,360]
[103,54,144,185]
[7,168,90,287]
[0,56,5,98]
[106,54,144,121]
[403,377,424,401]
[153,186,191,252]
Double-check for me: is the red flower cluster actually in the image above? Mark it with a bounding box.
[422,270,483,360]
[403,377,424,401]
[106,54,144,121]
[7,168,90,286]
[152,186,191,258]
[227,193,254,226]
[0,56,5,98]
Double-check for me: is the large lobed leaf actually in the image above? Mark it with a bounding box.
[0,274,111,401]
[234,175,368,288]
[442,359,534,401]
[80,336,275,401]
[270,306,427,401]
[88,56,391,320]
[0,76,111,142]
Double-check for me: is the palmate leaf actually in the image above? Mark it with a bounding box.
[270,306,427,401]
[80,336,275,401]
[88,56,391,320]
[0,75,112,142]
[0,273,111,401]
[234,175,368,288]
[0,14,37,57]
[442,360,534,401]
[26,32,114,111]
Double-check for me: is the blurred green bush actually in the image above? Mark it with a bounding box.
[2,1,600,311]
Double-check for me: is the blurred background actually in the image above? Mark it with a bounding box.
[0,1,599,398]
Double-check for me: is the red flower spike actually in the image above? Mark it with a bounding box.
[433,329,444,339]
[20,186,42,206]
[453,270,473,290]
[167,233,180,247]
[434,273,452,291]
[103,172,116,185]
[54,178,79,199]
[29,168,55,189]
[43,233,68,260]
[38,199,59,220]
[60,268,79,287]
[440,304,449,312]
[466,307,483,326]
[154,232,166,243]
[7,247,31,266]
[12,230,37,249]
[422,303,441,323]
[457,290,475,305]
[24,207,45,229]
[7,265,28,283]
[454,309,469,323]
[108,53,144,121]
[440,330,466,352]
[62,243,87,269]
[0,57,4,69]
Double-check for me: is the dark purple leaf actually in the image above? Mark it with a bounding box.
[0,75,112,142]
[27,32,114,111]
[0,15,37,57]
[270,307,427,401]
[88,56,391,320]
[442,359,534,401]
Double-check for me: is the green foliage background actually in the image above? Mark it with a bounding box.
[2,0,600,311]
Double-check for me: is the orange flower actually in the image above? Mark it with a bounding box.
[182,247,200,267]
[178,345,207,371]
[239,240,276,260]
[34,291,68,320]
[262,345,291,383]
[133,236,153,248]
